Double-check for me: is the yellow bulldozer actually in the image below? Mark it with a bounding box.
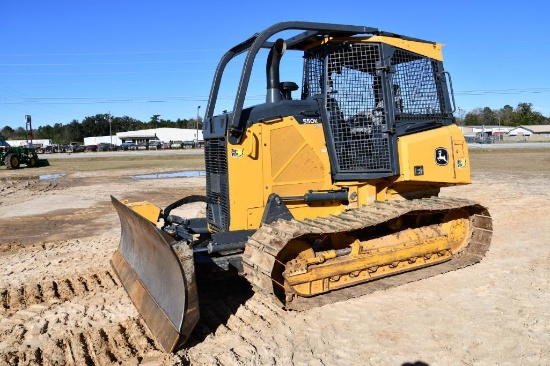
[111,21,493,352]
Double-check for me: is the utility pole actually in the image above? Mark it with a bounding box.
[498,116,501,142]
[108,112,112,147]
[196,105,201,145]
[457,107,464,126]
[25,115,33,147]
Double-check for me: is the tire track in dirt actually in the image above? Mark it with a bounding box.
[1,206,117,246]
[0,318,172,365]
[0,235,119,290]
[181,283,295,365]
[0,270,119,316]
[0,179,60,200]
[0,235,116,256]
[0,268,176,365]
[182,275,423,365]
[0,270,124,347]
[0,268,292,365]
[0,236,72,254]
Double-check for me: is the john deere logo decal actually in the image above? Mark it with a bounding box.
[435,147,448,166]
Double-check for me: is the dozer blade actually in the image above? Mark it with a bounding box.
[110,196,199,352]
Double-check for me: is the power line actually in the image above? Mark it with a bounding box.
[0,60,218,66]
[0,85,77,118]
[0,49,226,57]
[0,70,216,76]
[456,88,550,95]
[2,87,550,106]
[0,95,265,105]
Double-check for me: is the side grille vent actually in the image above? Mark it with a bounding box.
[205,138,230,232]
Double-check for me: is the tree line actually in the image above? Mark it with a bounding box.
[0,114,202,144]
[458,102,548,126]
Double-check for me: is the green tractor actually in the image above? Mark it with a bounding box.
[0,136,49,169]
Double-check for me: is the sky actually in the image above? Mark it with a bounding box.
[1,0,549,129]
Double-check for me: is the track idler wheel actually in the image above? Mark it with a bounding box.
[441,208,472,252]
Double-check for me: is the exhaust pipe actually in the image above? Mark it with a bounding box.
[266,38,286,104]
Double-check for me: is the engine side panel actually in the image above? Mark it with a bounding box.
[226,116,343,231]
[225,119,471,231]
[396,124,470,184]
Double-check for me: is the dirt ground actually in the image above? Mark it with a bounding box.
[1,149,549,365]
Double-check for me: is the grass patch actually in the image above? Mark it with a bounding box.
[470,149,550,175]
[1,151,206,177]
[46,155,205,172]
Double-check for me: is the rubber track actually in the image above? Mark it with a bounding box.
[242,197,493,311]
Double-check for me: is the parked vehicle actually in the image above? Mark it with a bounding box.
[170,140,183,149]
[97,143,119,151]
[182,140,196,148]
[120,142,136,150]
[52,144,69,153]
[36,146,52,154]
[84,145,98,152]
[67,143,84,153]
[0,136,49,169]
[148,140,162,150]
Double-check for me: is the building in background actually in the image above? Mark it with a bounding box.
[82,128,203,147]
[6,139,53,148]
[116,128,202,145]
[83,135,122,145]
[508,125,550,141]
